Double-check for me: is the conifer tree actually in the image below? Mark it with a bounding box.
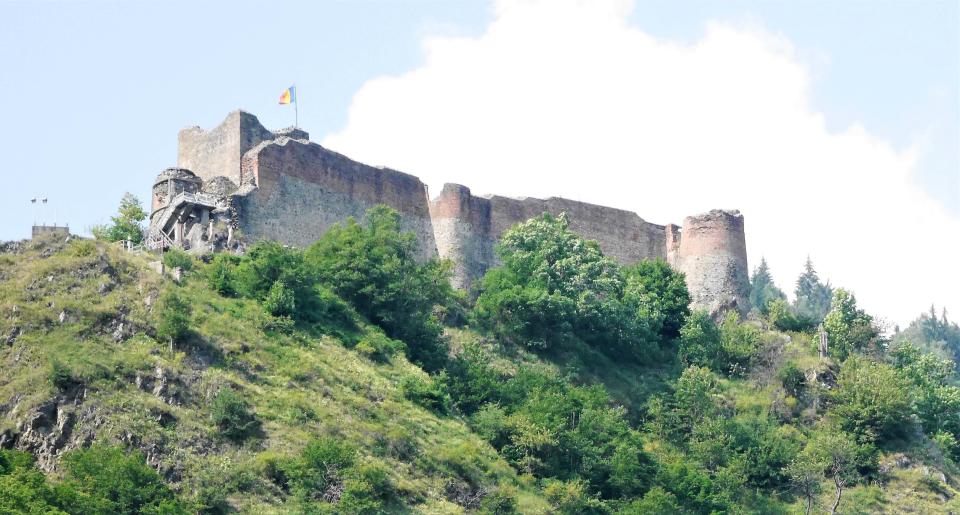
[749,257,786,313]
[794,257,832,324]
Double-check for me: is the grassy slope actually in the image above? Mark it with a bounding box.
[1,236,958,513]
[0,237,548,513]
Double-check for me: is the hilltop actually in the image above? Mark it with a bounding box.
[1,210,959,514]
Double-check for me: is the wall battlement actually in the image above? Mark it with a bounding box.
[151,111,749,316]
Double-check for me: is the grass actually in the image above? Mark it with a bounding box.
[0,236,549,513]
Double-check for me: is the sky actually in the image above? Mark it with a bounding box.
[0,0,957,325]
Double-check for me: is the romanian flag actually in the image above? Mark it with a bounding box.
[279,85,296,105]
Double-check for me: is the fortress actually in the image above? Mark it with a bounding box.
[148,110,749,315]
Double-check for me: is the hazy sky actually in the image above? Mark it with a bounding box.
[1,0,957,324]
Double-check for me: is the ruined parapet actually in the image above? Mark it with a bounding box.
[676,209,749,316]
[237,136,438,261]
[429,184,495,289]
[177,110,308,186]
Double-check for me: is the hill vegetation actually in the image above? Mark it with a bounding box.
[1,204,958,514]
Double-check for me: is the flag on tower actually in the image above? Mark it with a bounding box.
[279,85,296,105]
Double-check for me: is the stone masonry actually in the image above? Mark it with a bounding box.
[149,110,750,316]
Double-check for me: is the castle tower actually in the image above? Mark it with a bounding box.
[429,183,495,289]
[177,110,308,187]
[676,209,750,316]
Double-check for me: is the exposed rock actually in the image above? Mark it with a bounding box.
[5,325,19,345]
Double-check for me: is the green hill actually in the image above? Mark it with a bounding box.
[1,210,958,514]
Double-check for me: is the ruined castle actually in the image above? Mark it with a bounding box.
[148,110,750,315]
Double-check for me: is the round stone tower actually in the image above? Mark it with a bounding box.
[677,209,750,317]
[151,167,201,211]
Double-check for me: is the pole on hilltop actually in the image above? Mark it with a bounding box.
[294,84,298,128]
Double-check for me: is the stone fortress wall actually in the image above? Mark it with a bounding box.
[150,110,749,315]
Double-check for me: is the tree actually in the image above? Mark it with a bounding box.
[92,193,148,244]
[622,259,690,339]
[794,257,833,324]
[801,429,861,515]
[306,206,454,370]
[473,213,630,352]
[822,289,877,359]
[829,357,911,443]
[678,311,722,370]
[749,257,786,314]
[893,343,960,454]
[156,286,192,351]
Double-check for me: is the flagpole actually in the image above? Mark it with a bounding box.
[294,84,298,128]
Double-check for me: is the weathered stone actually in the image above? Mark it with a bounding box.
[149,110,752,316]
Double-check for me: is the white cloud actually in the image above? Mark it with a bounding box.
[324,0,960,326]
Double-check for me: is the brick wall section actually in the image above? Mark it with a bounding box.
[676,209,750,316]
[238,137,438,261]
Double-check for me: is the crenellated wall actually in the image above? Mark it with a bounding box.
[154,110,750,317]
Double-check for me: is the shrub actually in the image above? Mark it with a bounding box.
[822,289,878,359]
[156,286,192,348]
[400,373,451,415]
[622,258,691,340]
[60,446,187,514]
[210,388,259,442]
[283,438,357,502]
[778,361,806,398]
[206,254,239,295]
[67,239,97,257]
[306,206,453,371]
[162,247,193,272]
[622,486,682,514]
[263,280,296,317]
[829,357,911,443]
[479,486,519,514]
[717,312,762,376]
[49,359,76,391]
[678,311,721,369]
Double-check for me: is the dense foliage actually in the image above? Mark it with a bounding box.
[473,213,689,361]
[3,205,959,514]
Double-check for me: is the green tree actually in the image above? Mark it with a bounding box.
[794,257,833,324]
[893,343,960,453]
[829,357,911,443]
[91,193,148,244]
[678,311,722,370]
[801,429,861,515]
[473,213,627,351]
[306,205,453,370]
[155,287,192,351]
[822,289,878,359]
[622,258,691,339]
[749,257,786,314]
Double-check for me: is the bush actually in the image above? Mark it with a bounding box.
[622,259,691,339]
[829,357,911,443]
[282,438,357,503]
[622,486,682,514]
[210,388,259,442]
[49,359,76,391]
[678,311,721,370]
[206,254,240,296]
[778,361,806,398]
[479,486,519,514]
[156,286,192,347]
[162,247,193,272]
[263,280,296,317]
[60,446,187,514]
[67,239,97,257]
[717,312,762,376]
[400,373,451,415]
